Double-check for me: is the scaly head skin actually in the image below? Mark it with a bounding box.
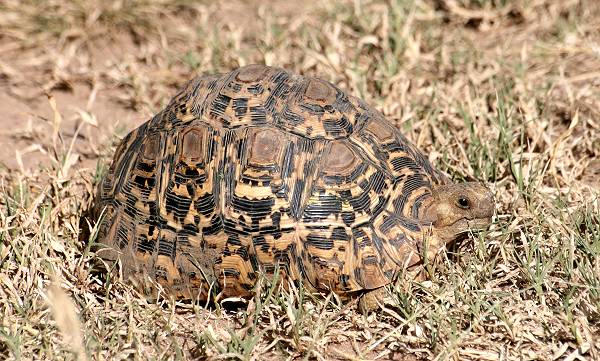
[421,182,494,258]
[359,182,494,313]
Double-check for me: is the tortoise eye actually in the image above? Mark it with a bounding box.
[456,196,470,209]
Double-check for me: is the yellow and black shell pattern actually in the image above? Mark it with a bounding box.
[94,64,449,300]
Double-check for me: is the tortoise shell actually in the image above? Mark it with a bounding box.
[93,65,487,301]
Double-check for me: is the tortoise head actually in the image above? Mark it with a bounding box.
[422,182,494,243]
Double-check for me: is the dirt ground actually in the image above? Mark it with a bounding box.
[0,0,317,171]
[1,0,599,360]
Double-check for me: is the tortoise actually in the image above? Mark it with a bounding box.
[92,64,494,310]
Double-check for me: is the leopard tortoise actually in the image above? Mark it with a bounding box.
[93,64,494,309]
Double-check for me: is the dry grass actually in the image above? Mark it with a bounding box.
[1,0,599,359]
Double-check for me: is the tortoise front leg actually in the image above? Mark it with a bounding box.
[358,286,389,314]
[358,264,432,314]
